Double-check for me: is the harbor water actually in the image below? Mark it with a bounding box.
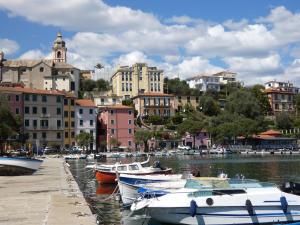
[67,154,300,225]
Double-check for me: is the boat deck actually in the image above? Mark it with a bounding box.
[0,157,95,225]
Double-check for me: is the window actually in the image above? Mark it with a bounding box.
[128,140,132,146]
[128,128,132,134]
[16,95,19,102]
[33,133,37,139]
[65,132,69,138]
[42,107,47,114]
[57,132,61,139]
[128,110,132,115]
[57,120,61,128]
[25,119,29,127]
[157,73,160,81]
[79,108,83,114]
[122,83,125,91]
[40,67,44,72]
[71,121,75,127]
[70,81,75,91]
[90,120,93,126]
[111,120,115,125]
[16,108,19,114]
[42,95,47,102]
[71,111,75,118]
[187,96,191,102]
[126,83,128,91]
[129,164,139,171]
[110,110,114,115]
[158,83,160,92]
[128,119,132,125]
[25,94,30,101]
[57,108,61,115]
[101,98,105,105]
[89,109,93,114]
[151,83,153,91]
[33,120,37,127]
[71,132,75,138]
[40,120,48,128]
[112,98,116,105]
[80,120,83,126]
[122,74,124,81]
[56,96,61,103]
[64,111,68,117]
[90,130,94,136]
[32,107,37,114]
[42,132,47,139]
[111,129,115,134]
[65,121,68,127]
[25,106,29,114]
[71,99,74,106]
[130,83,132,91]
[64,99,68,105]
[129,73,132,81]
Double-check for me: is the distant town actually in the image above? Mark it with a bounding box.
[0,32,299,154]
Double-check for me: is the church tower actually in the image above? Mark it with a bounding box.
[52,32,67,63]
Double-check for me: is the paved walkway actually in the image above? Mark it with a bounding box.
[0,157,95,225]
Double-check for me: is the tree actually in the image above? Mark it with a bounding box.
[109,137,121,150]
[75,132,93,152]
[164,77,200,96]
[81,79,96,92]
[250,84,271,115]
[177,119,205,148]
[171,113,183,125]
[146,115,163,125]
[0,105,22,155]
[276,113,292,130]
[122,99,133,107]
[199,95,220,116]
[96,79,110,91]
[134,130,153,152]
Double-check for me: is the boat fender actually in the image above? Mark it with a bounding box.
[280,196,288,213]
[189,200,198,217]
[245,199,254,216]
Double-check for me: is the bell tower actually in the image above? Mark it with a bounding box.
[52,32,67,63]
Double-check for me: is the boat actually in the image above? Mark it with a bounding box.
[0,156,43,175]
[95,157,172,184]
[118,173,190,205]
[178,145,191,150]
[64,154,87,160]
[131,178,300,225]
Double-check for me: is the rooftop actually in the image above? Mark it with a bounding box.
[75,99,96,107]
[98,104,133,109]
[0,87,64,95]
[132,92,174,98]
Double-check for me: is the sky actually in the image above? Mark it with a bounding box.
[1,0,300,85]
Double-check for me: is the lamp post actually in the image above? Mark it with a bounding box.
[0,51,4,83]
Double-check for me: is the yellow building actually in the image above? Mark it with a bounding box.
[174,96,200,112]
[111,63,164,98]
[63,93,76,148]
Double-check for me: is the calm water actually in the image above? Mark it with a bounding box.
[67,154,300,225]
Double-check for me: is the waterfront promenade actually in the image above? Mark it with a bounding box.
[0,157,95,225]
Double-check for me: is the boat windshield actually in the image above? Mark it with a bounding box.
[129,164,139,171]
[117,165,127,171]
[184,178,276,190]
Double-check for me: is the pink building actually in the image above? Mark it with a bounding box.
[182,131,211,149]
[98,105,135,151]
[0,87,24,118]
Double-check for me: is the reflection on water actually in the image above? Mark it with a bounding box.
[68,154,300,225]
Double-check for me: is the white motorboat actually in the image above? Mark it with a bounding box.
[0,156,43,175]
[95,157,172,184]
[117,173,190,205]
[131,179,300,225]
[178,145,191,151]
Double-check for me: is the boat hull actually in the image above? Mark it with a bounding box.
[95,169,172,184]
[0,157,43,176]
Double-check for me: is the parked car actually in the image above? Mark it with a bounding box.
[44,146,59,154]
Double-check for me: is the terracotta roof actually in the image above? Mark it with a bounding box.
[260,129,282,136]
[98,104,133,109]
[0,87,64,95]
[133,92,174,98]
[75,99,96,107]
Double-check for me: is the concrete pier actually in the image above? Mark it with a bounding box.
[0,157,95,225]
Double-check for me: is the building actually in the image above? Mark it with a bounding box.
[111,63,164,98]
[75,99,97,151]
[0,87,24,118]
[132,92,175,117]
[89,91,123,107]
[182,131,211,149]
[174,96,199,112]
[212,71,237,85]
[1,32,80,96]
[80,70,94,80]
[63,93,76,148]
[186,75,220,92]
[264,80,296,114]
[98,105,135,151]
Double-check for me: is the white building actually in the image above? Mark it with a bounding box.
[75,99,97,151]
[265,80,299,94]
[86,91,123,107]
[212,71,237,85]
[186,75,220,92]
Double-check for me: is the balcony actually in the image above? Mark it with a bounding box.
[40,113,50,118]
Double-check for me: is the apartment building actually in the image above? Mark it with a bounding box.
[212,71,237,85]
[63,93,76,148]
[186,75,220,92]
[174,96,199,112]
[111,63,164,98]
[75,99,97,151]
[98,105,135,151]
[1,32,80,96]
[132,92,175,117]
[264,81,296,114]
[0,87,24,118]
[90,91,123,107]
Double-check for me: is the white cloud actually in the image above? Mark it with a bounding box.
[113,51,153,67]
[223,19,248,30]
[165,15,209,26]
[186,24,278,57]
[284,59,300,85]
[0,0,162,33]
[0,38,19,55]
[19,49,45,60]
